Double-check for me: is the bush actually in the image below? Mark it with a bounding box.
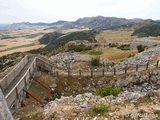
[137,44,147,53]
[81,50,103,55]
[118,44,130,50]
[109,43,117,47]
[128,54,135,58]
[93,103,108,114]
[91,57,100,66]
[67,44,92,52]
[96,85,121,96]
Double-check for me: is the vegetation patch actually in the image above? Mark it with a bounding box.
[91,57,100,66]
[92,103,109,114]
[67,44,92,52]
[137,44,147,53]
[109,43,118,47]
[117,44,130,50]
[81,50,103,55]
[132,24,160,37]
[43,29,98,51]
[96,85,121,97]
[0,43,35,52]
[25,32,44,39]
[39,32,63,44]
[0,45,6,47]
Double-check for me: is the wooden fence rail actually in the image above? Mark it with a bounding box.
[53,60,160,77]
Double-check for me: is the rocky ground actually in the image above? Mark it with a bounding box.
[40,68,160,120]
[40,46,160,120]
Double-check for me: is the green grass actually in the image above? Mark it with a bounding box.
[81,50,103,55]
[25,32,44,39]
[93,103,109,114]
[96,85,121,97]
[0,43,35,52]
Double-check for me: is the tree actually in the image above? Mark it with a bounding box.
[137,44,146,53]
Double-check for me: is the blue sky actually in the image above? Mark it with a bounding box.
[0,0,159,23]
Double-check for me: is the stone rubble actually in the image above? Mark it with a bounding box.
[50,52,111,69]
[114,46,160,71]
[130,37,160,50]
[44,69,160,119]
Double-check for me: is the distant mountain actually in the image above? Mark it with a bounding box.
[155,20,160,23]
[74,16,141,29]
[11,20,70,26]
[9,16,160,29]
[10,16,143,29]
[0,24,10,27]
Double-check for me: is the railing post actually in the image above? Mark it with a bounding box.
[68,70,70,77]
[136,64,139,72]
[146,61,149,70]
[91,70,93,78]
[56,71,59,78]
[102,69,104,77]
[156,60,159,68]
[114,68,116,75]
[125,65,127,74]
[79,70,81,77]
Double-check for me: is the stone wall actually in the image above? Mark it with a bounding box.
[0,89,13,120]
[130,37,160,50]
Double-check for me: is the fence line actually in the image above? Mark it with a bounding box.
[53,60,160,77]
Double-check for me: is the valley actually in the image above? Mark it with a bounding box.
[1,16,160,120]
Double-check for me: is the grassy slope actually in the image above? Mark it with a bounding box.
[39,32,63,44]
[96,28,137,43]
[43,29,98,51]
[132,24,160,37]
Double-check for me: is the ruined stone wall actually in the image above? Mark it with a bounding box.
[130,38,160,50]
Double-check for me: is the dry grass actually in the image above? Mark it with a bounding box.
[151,36,160,41]
[95,29,137,43]
[78,47,137,63]
[100,47,137,62]
[13,72,56,120]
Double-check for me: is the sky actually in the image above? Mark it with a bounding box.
[0,0,159,23]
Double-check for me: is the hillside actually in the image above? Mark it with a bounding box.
[11,16,145,29]
[74,16,136,29]
[43,29,98,51]
[131,23,160,37]
[39,32,63,44]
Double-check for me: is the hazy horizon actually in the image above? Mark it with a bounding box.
[0,0,160,24]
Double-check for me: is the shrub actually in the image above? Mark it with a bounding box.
[137,44,147,53]
[96,85,121,96]
[128,54,135,58]
[93,103,109,114]
[118,44,130,50]
[81,50,103,55]
[67,44,92,52]
[109,43,117,47]
[91,57,100,66]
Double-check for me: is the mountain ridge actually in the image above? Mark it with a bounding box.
[10,16,158,29]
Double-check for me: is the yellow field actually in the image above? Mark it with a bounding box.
[96,28,137,43]
[151,36,160,41]
[100,47,137,62]
[0,25,90,57]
